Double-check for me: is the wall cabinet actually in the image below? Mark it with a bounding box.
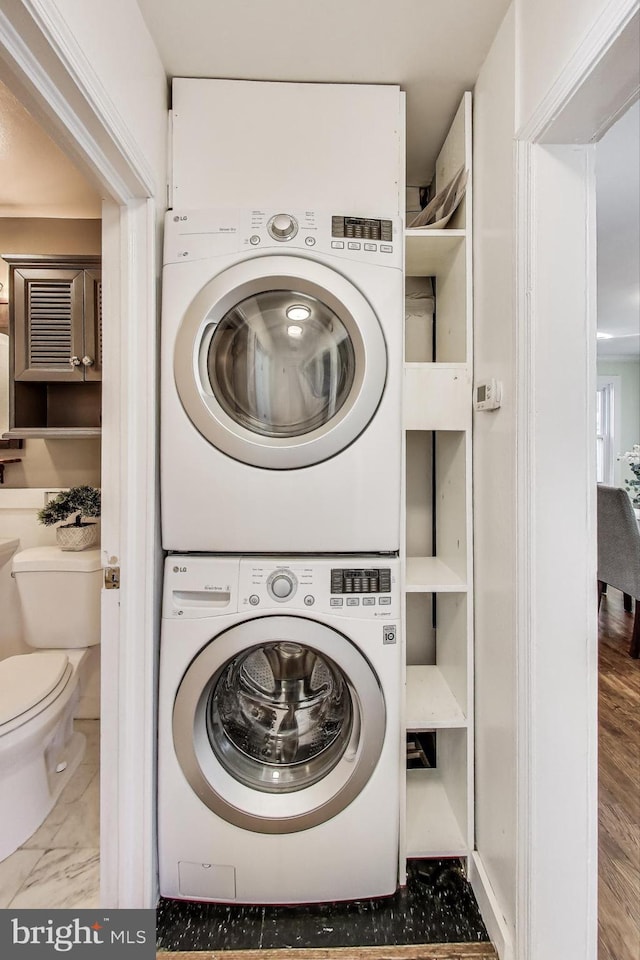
[3,255,102,438]
[401,93,473,875]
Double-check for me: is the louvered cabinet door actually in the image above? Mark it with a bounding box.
[13,268,85,381]
[83,268,102,381]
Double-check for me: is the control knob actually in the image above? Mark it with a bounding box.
[268,213,298,241]
[267,569,298,601]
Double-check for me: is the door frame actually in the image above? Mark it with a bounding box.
[0,1,161,906]
[515,3,639,959]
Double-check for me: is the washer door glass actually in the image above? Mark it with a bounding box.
[209,291,356,439]
[172,616,386,834]
[207,641,353,792]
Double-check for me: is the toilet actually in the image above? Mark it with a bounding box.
[0,546,101,862]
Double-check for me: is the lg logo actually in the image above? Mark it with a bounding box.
[173,565,187,573]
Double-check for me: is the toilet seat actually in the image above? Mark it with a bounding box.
[0,653,72,735]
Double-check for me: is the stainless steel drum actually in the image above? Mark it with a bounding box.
[207,641,353,792]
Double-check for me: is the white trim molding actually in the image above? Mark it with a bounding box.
[100,198,160,907]
[516,135,599,960]
[514,6,639,959]
[469,853,514,960]
[0,0,163,908]
[514,137,535,960]
[0,0,156,201]
[517,0,640,143]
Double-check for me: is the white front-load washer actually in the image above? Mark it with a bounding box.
[158,555,402,904]
[160,208,402,552]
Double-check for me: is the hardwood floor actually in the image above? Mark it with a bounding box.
[157,948,497,960]
[598,588,640,960]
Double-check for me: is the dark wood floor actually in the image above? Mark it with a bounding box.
[598,588,640,960]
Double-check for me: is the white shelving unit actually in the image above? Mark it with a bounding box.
[401,92,473,877]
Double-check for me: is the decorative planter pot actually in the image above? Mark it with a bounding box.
[56,522,99,552]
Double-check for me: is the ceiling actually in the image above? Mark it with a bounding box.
[596,99,640,359]
[0,79,101,219]
[135,0,511,185]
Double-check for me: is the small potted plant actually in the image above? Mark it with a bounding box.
[618,444,640,518]
[37,485,101,551]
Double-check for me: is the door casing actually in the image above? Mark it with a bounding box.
[0,0,162,908]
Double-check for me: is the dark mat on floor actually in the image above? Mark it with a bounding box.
[156,860,490,953]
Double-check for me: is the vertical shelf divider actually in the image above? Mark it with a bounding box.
[401,92,474,870]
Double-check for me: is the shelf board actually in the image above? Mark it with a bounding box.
[405,557,467,592]
[404,364,471,431]
[404,361,468,369]
[406,665,467,730]
[4,427,101,439]
[405,229,465,277]
[406,768,468,858]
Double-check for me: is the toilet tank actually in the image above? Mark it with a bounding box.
[12,547,102,649]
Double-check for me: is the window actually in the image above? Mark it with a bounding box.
[596,377,619,484]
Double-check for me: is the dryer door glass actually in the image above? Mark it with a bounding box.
[206,641,353,793]
[207,291,356,438]
[173,256,389,469]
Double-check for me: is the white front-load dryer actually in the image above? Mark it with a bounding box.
[158,555,402,904]
[160,208,403,552]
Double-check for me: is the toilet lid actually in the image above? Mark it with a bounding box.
[0,652,70,725]
[12,547,101,573]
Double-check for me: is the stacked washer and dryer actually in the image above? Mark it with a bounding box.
[158,79,405,904]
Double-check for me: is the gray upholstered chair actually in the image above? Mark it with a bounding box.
[597,483,640,658]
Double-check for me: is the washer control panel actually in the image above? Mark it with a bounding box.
[328,566,393,610]
[330,567,391,594]
[163,556,399,619]
[239,558,398,617]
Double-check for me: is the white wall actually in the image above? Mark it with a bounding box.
[598,358,640,482]
[472,3,517,947]
[474,3,627,956]
[516,0,613,126]
[53,0,168,194]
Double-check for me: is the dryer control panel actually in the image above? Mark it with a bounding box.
[331,216,393,242]
[163,208,402,268]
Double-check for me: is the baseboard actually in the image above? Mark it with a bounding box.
[469,852,513,960]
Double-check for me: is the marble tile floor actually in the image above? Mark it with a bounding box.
[0,719,100,909]
[156,860,490,953]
